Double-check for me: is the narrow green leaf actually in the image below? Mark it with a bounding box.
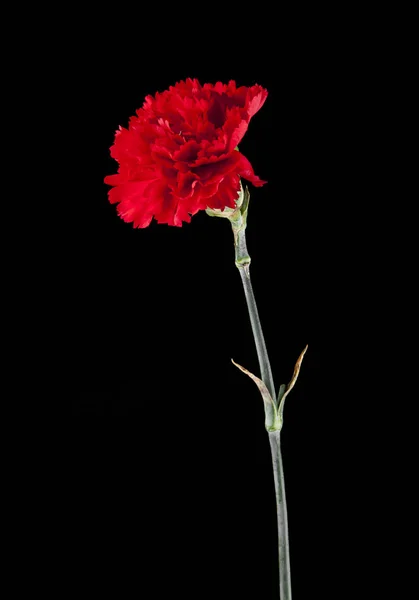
[278,345,308,421]
[276,383,287,408]
[231,359,279,430]
[231,359,274,405]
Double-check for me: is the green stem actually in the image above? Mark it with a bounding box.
[233,222,291,599]
[234,225,275,400]
[269,430,292,600]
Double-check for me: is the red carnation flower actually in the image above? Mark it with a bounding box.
[104,79,268,228]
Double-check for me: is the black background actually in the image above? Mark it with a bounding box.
[39,8,385,598]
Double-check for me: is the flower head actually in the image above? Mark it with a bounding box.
[104,79,268,227]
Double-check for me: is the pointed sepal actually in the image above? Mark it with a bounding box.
[205,181,245,219]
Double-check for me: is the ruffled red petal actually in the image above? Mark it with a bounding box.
[236,152,267,187]
[105,79,268,227]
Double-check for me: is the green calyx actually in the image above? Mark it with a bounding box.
[205,180,247,221]
[232,346,308,432]
[206,182,251,271]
